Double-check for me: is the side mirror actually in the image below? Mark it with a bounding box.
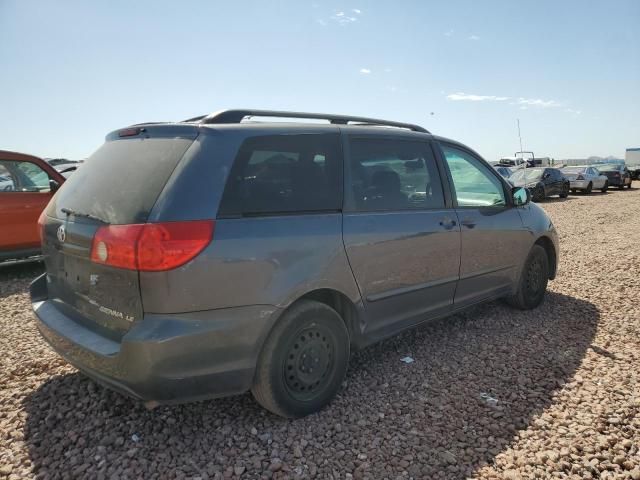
[512,187,530,206]
[49,179,60,192]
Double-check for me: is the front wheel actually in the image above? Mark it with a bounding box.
[533,185,545,202]
[585,182,593,194]
[559,184,569,198]
[506,245,549,310]
[601,181,608,193]
[252,300,350,418]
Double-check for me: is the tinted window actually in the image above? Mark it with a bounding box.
[347,138,444,211]
[52,137,194,224]
[0,160,51,192]
[220,134,342,216]
[441,145,506,207]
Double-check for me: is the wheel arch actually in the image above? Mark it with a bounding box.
[534,235,557,280]
[294,288,363,348]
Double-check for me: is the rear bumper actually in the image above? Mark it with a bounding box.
[605,177,626,186]
[30,274,281,404]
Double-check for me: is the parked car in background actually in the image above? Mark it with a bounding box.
[627,164,640,181]
[46,158,80,167]
[493,165,513,179]
[561,166,608,193]
[53,163,80,178]
[31,109,558,418]
[0,150,65,263]
[510,167,570,201]
[597,164,632,189]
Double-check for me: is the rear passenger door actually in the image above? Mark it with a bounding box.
[437,143,529,307]
[342,135,461,340]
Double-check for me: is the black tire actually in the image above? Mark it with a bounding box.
[251,300,350,418]
[533,185,545,202]
[585,182,592,194]
[571,189,577,193]
[627,181,633,189]
[559,184,569,198]
[601,181,608,193]
[506,245,549,310]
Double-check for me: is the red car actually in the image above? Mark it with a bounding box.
[0,150,66,262]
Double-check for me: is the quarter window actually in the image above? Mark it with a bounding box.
[220,134,342,215]
[441,145,506,207]
[347,138,445,211]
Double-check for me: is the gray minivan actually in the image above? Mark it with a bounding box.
[31,110,558,417]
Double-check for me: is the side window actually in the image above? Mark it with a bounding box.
[219,134,342,216]
[348,138,445,211]
[0,160,51,193]
[440,145,506,207]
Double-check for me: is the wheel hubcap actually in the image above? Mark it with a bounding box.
[284,326,334,398]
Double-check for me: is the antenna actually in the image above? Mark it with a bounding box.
[517,119,524,158]
[517,119,526,173]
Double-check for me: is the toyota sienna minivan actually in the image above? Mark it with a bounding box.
[31,109,558,417]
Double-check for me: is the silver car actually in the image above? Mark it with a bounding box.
[561,166,608,193]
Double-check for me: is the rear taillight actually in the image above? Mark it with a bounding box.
[90,220,215,271]
[576,174,584,180]
[37,211,46,245]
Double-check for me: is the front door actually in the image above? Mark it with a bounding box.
[0,159,54,252]
[342,136,461,340]
[437,143,530,308]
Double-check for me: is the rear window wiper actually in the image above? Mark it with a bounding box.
[61,207,108,224]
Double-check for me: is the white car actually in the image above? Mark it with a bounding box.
[561,166,608,193]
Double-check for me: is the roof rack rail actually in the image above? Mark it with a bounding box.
[185,109,429,133]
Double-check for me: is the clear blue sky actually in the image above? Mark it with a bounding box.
[1,0,638,161]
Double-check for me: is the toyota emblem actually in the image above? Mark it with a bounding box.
[57,225,66,243]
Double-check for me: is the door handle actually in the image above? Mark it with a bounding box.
[439,217,457,230]
[461,218,476,229]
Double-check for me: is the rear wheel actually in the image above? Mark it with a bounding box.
[533,185,545,202]
[601,181,608,193]
[585,182,593,194]
[252,300,350,418]
[506,245,549,310]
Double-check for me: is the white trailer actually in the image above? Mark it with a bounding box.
[626,148,640,165]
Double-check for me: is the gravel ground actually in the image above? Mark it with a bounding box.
[1,184,639,480]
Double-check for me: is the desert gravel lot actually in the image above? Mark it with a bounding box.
[1,184,639,480]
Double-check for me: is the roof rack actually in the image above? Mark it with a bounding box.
[184,109,429,133]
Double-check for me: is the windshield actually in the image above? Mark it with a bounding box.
[511,168,544,182]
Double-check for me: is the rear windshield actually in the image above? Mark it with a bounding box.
[52,137,194,224]
[598,164,621,171]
